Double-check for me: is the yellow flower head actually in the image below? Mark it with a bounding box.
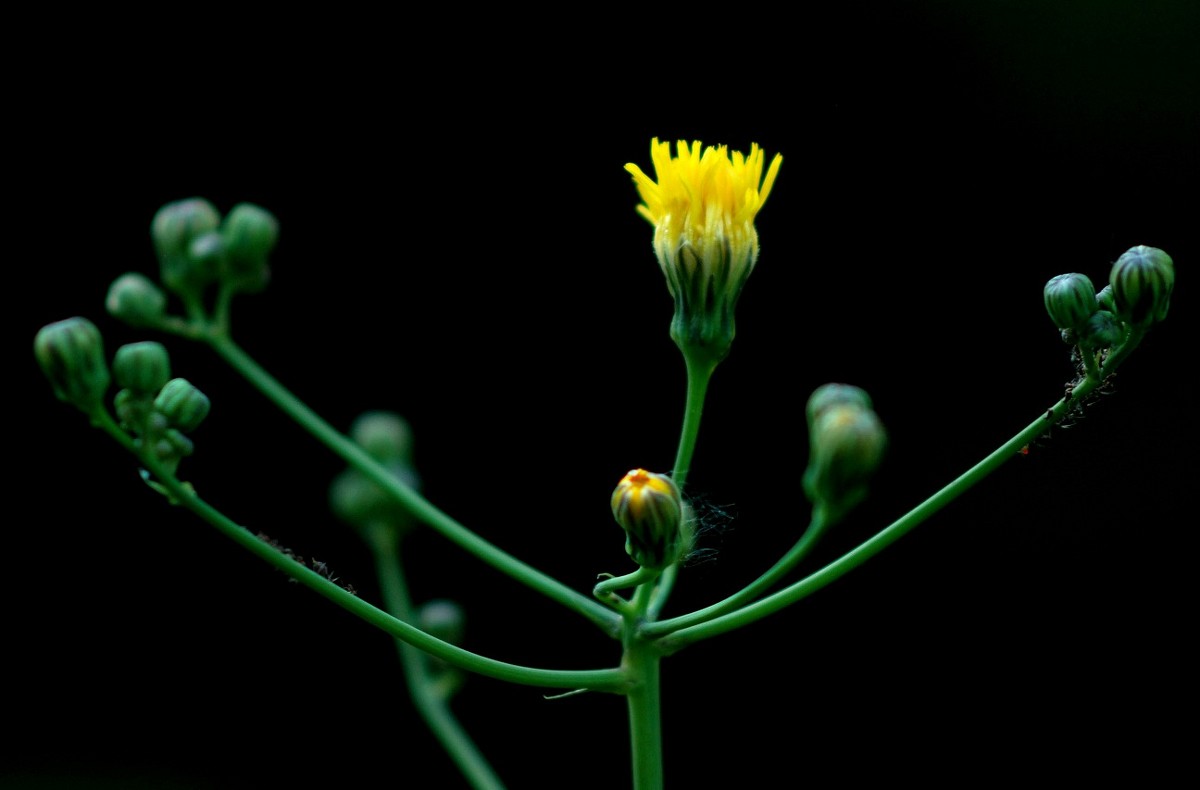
[626,138,782,361]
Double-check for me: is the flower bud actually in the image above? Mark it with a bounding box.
[151,198,221,295]
[1110,245,1174,328]
[328,461,420,531]
[113,341,172,395]
[349,411,415,464]
[1043,273,1098,331]
[803,392,887,512]
[153,378,210,432]
[611,469,683,570]
[106,273,168,328]
[1079,310,1124,349]
[1095,284,1116,313]
[417,599,466,647]
[220,202,278,292]
[805,383,874,426]
[34,317,111,413]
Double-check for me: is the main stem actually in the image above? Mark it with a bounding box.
[624,583,664,790]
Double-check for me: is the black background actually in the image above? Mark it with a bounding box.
[9,3,1197,788]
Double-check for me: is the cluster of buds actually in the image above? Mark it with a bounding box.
[803,384,887,517]
[34,320,210,477]
[106,198,279,330]
[610,468,685,570]
[1044,245,1174,357]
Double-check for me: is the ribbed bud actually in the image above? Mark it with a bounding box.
[1043,273,1098,332]
[151,198,222,295]
[106,273,168,329]
[611,469,683,570]
[153,378,210,432]
[1079,310,1125,349]
[805,383,874,426]
[220,202,278,292]
[34,317,111,413]
[349,411,414,464]
[1110,245,1174,328]
[1095,284,1116,313]
[803,388,887,512]
[113,342,172,395]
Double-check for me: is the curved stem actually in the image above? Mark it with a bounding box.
[93,410,627,693]
[204,333,620,637]
[641,506,829,638]
[655,335,1143,653]
[649,349,717,615]
[366,524,505,790]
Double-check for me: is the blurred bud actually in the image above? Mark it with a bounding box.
[113,341,171,395]
[187,230,226,272]
[1095,284,1116,313]
[1110,245,1174,328]
[34,317,111,413]
[803,387,887,512]
[1079,310,1124,349]
[806,383,874,426]
[611,469,683,570]
[220,203,278,292]
[1043,273,1098,332]
[153,378,210,432]
[328,462,420,534]
[350,411,415,464]
[106,273,168,328]
[417,599,466,646]
[151,198,222,295]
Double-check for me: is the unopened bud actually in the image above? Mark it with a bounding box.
[151,198,221,295]
[1110,245,1174,328]
[803,387,887,512]
[153,378,210,432]
[611,469,683,570]
[220,202,278,292]
[805,383,874,426]
[1044,273,1098,332]
[349,411,414,464]
[1079,310,1124,349]
[113,341,171,395]
[34,317,111,413]
[106,273,168,329]
[417,599,466,646]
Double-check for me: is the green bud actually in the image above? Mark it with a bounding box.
[417,599,466,647]
[1079,310,1124,349]
[151,198,222,295]
[328,462,420,532]
[803,391,887,512]
[805,383,874,426]
[611,469,683,570]
[1110,245,1174,328]
[113,341,171,395]
[34,317,111,413]
[1043,273,1098,332]
[187,230,227,272]
[153,378,210,432]
[350,411,415,464]
[106,273,168,329]
[1095,284,1116,313]
[220,202,278,293]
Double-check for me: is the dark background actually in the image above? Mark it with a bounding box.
[9,3,1197,787]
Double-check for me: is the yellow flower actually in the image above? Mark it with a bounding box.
[611,468,683,569]
[626,138,782,361]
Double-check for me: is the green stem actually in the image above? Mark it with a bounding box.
[641,506,829,638]
[204,333,620,637]
[649,349,717,615]
[624,583,663,790]
[365,524,506,790]
[655,335,1143,652]
[94,410,627,692]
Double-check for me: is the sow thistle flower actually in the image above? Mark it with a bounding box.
[626,138,782,363]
